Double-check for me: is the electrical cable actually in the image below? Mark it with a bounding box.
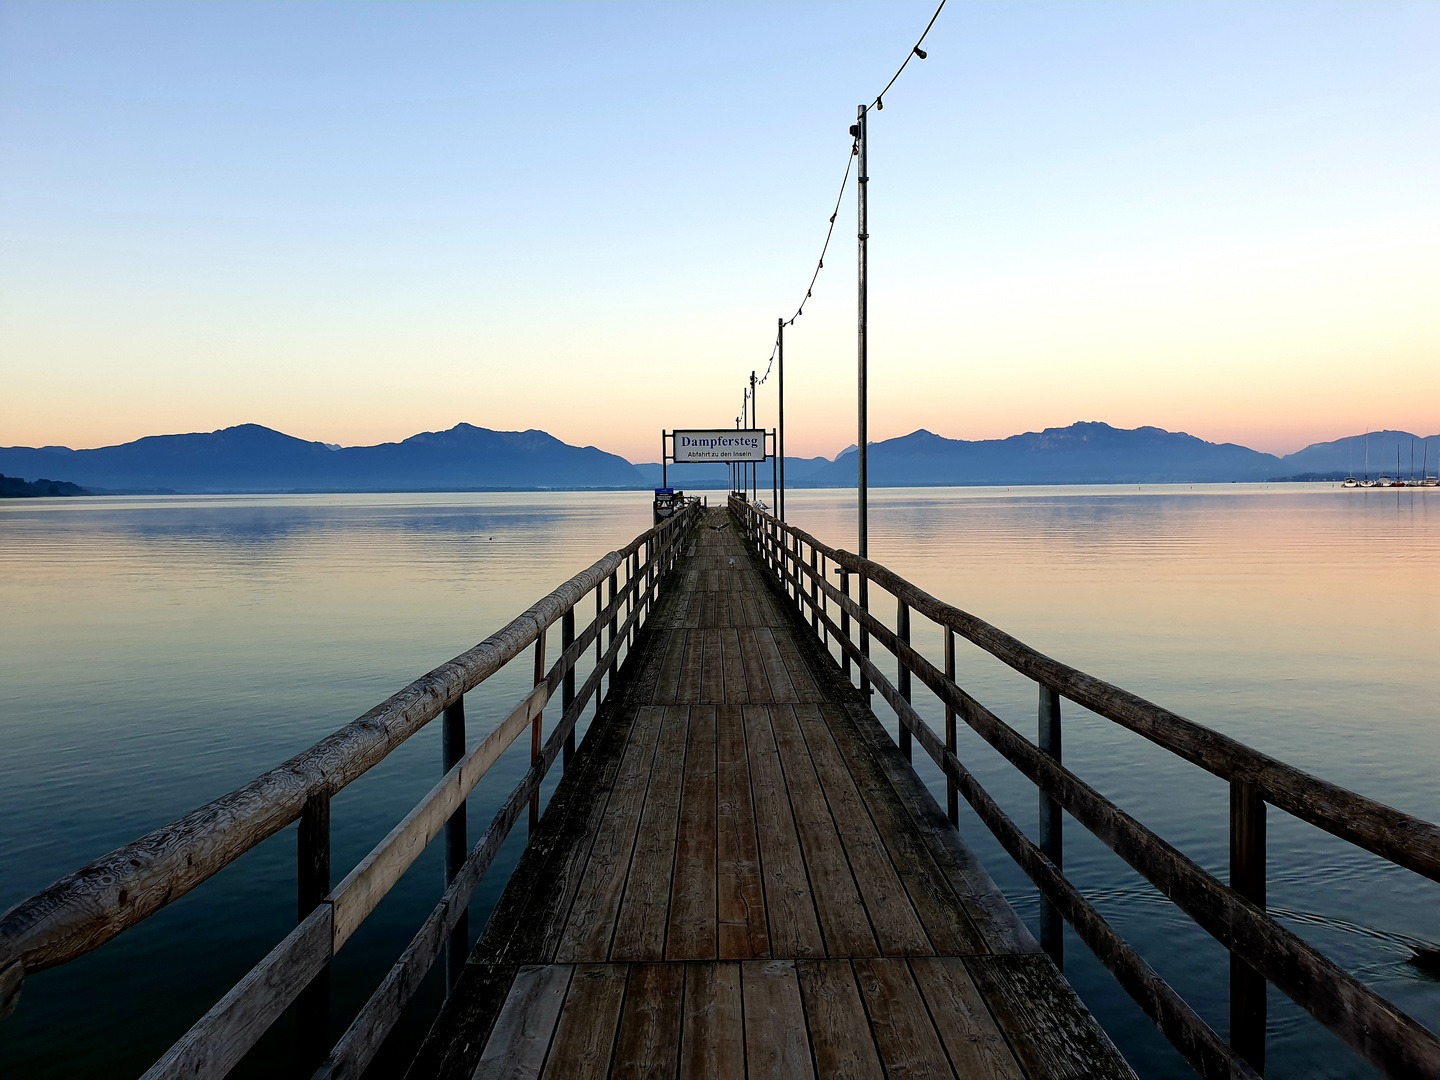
[745,0,946,395]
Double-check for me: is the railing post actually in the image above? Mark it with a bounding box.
[296,791,331,1065]
[944,630,958,825]
[809,547,820,634]
[840,568,852,679]
[442,696,468,992]
[561,607,576,767]
[859,572,871,701]
[897,599,912,761]
[530,629,546,830]
[595,583,603,671]
[1231,778,1267,1074]
[607,569,618,690]
[1038,685,1063,967]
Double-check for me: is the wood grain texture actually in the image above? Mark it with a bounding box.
[742,706,824,959]
[681,962,744,1080]
[668,706,718,960]
[966,954,1137,1080]
[471,964,572,1080]
[558,707,666,962]
[742,960,816,1080]
[613,963,684,1080]
[789,704,931,957]
[767,704,877,958]
[797,960,884,1080]
[542,965,627,1080]
[612,706,689,961]
[716,705,768,960]
[910,957,1026,1080]
[852,957,955,1080]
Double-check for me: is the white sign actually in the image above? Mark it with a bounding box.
[673,429,766,463]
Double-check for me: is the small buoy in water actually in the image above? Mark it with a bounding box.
[1409,947,1440,978]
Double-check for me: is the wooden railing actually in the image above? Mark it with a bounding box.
[732,495,1440,1080]
[0,498,702,1079]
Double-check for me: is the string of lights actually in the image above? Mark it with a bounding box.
[743,0,947,402]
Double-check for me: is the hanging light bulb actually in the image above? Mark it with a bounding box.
[913,46,927,59]
[876,96,883,110]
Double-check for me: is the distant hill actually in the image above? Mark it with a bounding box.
[802,423,1284,486]
[0,423,644,494]
[0,474,90,498]
[5,421,1433,494]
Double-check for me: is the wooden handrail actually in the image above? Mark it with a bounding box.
[737,500,1440,885]
[733,496,1440,1080]
[0,503,698,983]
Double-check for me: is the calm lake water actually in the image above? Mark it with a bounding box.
[1,485,1436,1078]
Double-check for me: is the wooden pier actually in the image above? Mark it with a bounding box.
[410,507,1131,1079]
[4,495,1439,1080]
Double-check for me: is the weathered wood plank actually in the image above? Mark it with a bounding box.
[966,954,1137,1080]
[756,630,799,703]
[680,962,744,1080]
[738,629,774,704]
[910,957,1026,1080]
[789,703,931,956]
[742,959,816,1080]
[716,705,769,960]
[471,964,572,1080]
[557,707,666,962]
[652,631,688,705]
[612,706,689,961]
[613,962,684,1080]
[701,629,725,704]
[797,960,885,1080]
[719,628,749,704]
[804,704,987,957]
[836,704,1036,957]
[668,706,718,961]
[541,964,627,1080]
[851,957,954,1080]
[677,631,704,704]
[771,631,825,704]
[768,705,877,957]
[741,706,824,958]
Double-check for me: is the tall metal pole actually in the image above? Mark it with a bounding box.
[856,103,869,559]
[750,370,758,503]
[778,318,785,522]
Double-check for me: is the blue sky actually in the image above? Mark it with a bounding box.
[2,1,1437,459]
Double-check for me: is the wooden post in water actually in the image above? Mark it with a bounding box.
[561,607,576,767]
[897,599,912,761]
[1231,778,1267,1074]
[296,791,330,1064]
[1038,685,1063,966]
[442,696,467,991]
[530,631,546,830]
[944,629,958,825]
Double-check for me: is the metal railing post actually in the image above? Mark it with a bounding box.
[1231,779,1267,1074]
[297,791,331,1064]
[1038,685,1063,966]
[442,696,467,991]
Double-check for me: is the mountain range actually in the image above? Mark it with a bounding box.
[1,422,1434,494]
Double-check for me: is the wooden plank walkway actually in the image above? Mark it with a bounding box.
[410,508,1135,1080]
